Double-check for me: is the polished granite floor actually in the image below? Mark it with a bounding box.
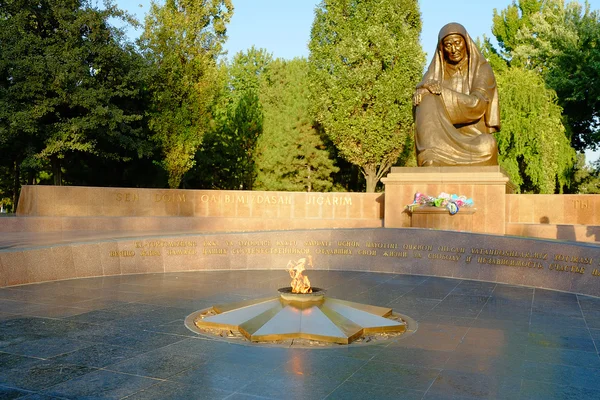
[2,270,600,399]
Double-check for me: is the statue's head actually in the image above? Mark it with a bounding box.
[438,23,469,65]
[442,34,466,64]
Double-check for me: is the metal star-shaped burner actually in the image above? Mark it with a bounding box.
[193,287,406,344]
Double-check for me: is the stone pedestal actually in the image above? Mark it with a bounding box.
[382,166,515,235]
[411,207,477,231]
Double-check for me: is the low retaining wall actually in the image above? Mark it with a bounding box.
[2,228,600,297]
[506,194,600,225]
[17,185,383,220]
[10,185,600,243]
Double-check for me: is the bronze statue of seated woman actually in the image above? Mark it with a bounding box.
[413,22,500,167]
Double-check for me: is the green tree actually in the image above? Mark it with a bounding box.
[139,0,233,188]
[571,154,600,193]
[492,0,600,151]
[495,66,575,193]
[228,46,272,97]
[256,58,339,192]
[0,0,150,205]
[567,153,600,193]
[492,0,544,58]
[193,89,263,189]
[189,47,267,190]
[308,0,424,192]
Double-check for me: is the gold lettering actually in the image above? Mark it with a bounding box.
[203,248,227,255]
[136,240,197,248]
[167,249,197,256]
[403,244,432,251]
[554,254,592,264]
[231,248,310,255]
[357,250,377,256]
[337,241,360,247]
[276,241,297,246]
[155,193,186,203]
[115,193,139,202]
[109,250,135,257]
[366,242,398,249]
[573,200,590,209]
[304,240,332,247]
[428,253,461,262]
[549,263,586,274]
[315,248,352,255]
[477,257,543,269]
[383,251,408,258]
[437,246,465,253]
[238,240,271,247]
[471,248,547,260]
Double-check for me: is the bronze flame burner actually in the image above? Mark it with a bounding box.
[278,287,325,303]
[190,286,407,345]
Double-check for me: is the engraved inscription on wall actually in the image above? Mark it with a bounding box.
[106,235,598,284]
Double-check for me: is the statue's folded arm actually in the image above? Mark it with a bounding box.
[442,87,490,125]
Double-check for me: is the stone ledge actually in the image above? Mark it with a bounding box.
[410,207,477,215]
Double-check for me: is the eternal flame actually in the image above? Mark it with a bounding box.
[413,22,500,167]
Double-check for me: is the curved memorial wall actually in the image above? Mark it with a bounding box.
[2,228,599,297]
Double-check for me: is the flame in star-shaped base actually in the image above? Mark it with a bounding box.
[195,296,406,345]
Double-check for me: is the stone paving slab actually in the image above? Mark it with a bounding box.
[1,270,600,399]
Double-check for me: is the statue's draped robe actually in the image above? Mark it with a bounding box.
[415,23,500,166]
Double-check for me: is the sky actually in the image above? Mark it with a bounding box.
[114,0,600,162]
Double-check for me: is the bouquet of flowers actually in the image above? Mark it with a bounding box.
[406,192,473,215]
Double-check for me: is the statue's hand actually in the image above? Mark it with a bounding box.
[413,88,426,106]
[423,80,442,95]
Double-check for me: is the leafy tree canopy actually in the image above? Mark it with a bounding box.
[495,66,575,193]
[308,0,425,192]
[0,0,150,206]
[139,0,233,188]
[492,0,600,151]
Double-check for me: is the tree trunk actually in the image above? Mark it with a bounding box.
[364,165,378,192]
[12,159,21,213]
[51,156,62,186]
[27,170,35,185]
